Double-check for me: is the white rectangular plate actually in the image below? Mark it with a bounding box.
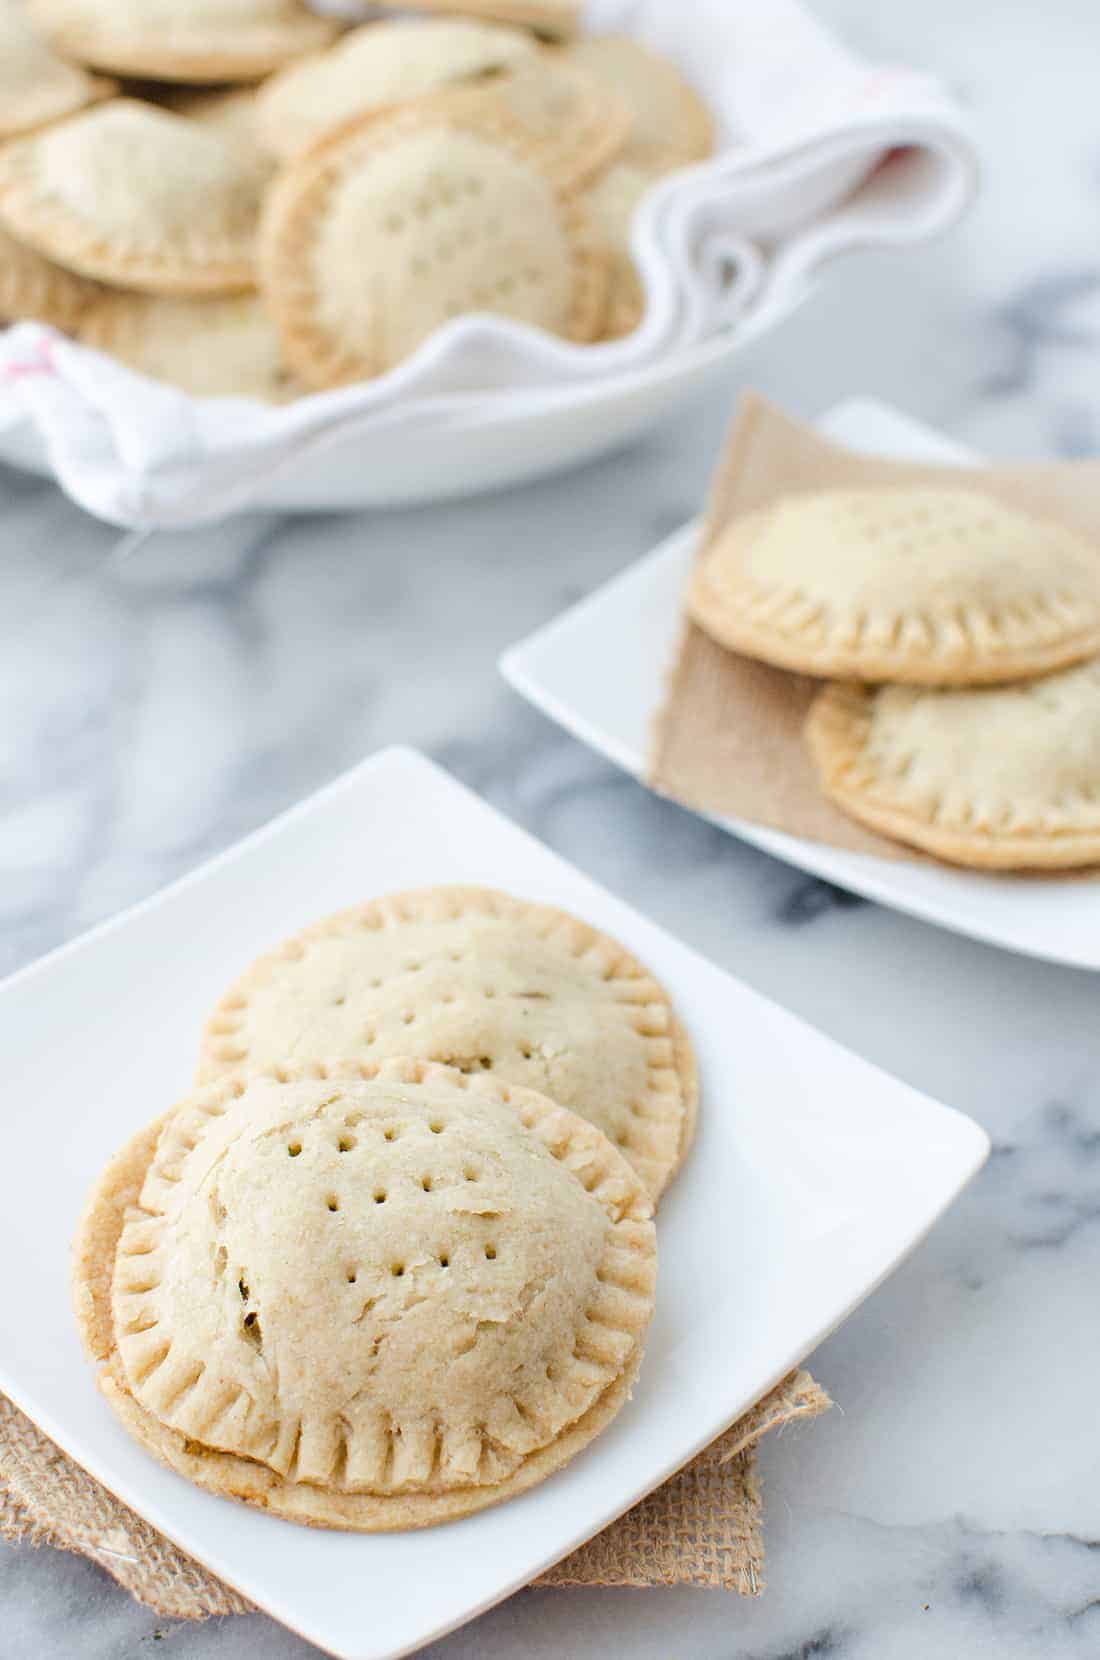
[502,397,1100,971]
[0,747,988,1659]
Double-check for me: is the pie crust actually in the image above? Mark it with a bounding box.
[807,659,1100,869]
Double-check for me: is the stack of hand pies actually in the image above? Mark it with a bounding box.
[0,0,716,399]
[688,487,1100,871]
[74,886,698,1529]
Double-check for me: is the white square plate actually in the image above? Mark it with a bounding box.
[502,398,1100,971]
[0,747,988,1659]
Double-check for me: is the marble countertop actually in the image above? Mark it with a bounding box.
[4,1,1100,1655]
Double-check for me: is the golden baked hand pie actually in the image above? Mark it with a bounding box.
[0,100,261,295]
[255,18,539,163]
[689,488,1100,686]
[570,36,717,340]
[74,1060,656,1529]
[0,0,115,140]
[27,0,337,84]
[259,96,608,387]
[582,161,657,338]
[807,659,1100,870]
[199,886,696,1204]
[0,221,100,330]
[565,35,715,171]
[78,293,295,401]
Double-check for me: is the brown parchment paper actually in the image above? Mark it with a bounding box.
[0,1372,829,1617]
[651,392,1100,863]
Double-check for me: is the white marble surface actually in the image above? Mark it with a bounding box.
[4,1,1100,1655]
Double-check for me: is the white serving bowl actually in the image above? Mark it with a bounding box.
[0,0,977,523]
[0,325,761,512]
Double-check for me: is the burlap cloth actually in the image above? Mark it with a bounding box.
[652,392,1100,863]
[0,1370,829,1620]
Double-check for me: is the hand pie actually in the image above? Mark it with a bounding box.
[0,101,261,294]
[78,293,296,402]
[199,885,696,1203]
[689,488,1100,686]
[255,18,539,163]
[582,162,657,337]
[807,659,1100,869]
[259,96,608,386]
[565,35,715,171]
[0,0,114,140]
[0,222,100,330]
[74,1060,656,1529]
[27,0,337,84]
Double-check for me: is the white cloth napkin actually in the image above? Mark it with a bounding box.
[0,0,979,527]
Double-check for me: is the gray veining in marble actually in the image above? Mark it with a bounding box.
[4,0,1100,1655]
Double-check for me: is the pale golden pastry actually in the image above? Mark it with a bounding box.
[395,0,580,40]
[255,18,539,163]
[807,660,1100,870]
[158,86,276,190]
[74,1060,656,1529]
[78,293,296,401]
[199,886,696,1203]
[259,96,608,387]
[0,100,261,294]
[689,488,1100,686]
[0,0,115,139]
[460,54,630,191]
[565,35,715,171]
[582,161,658,337]
[27,0,337,84]
[0,221,100,330]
